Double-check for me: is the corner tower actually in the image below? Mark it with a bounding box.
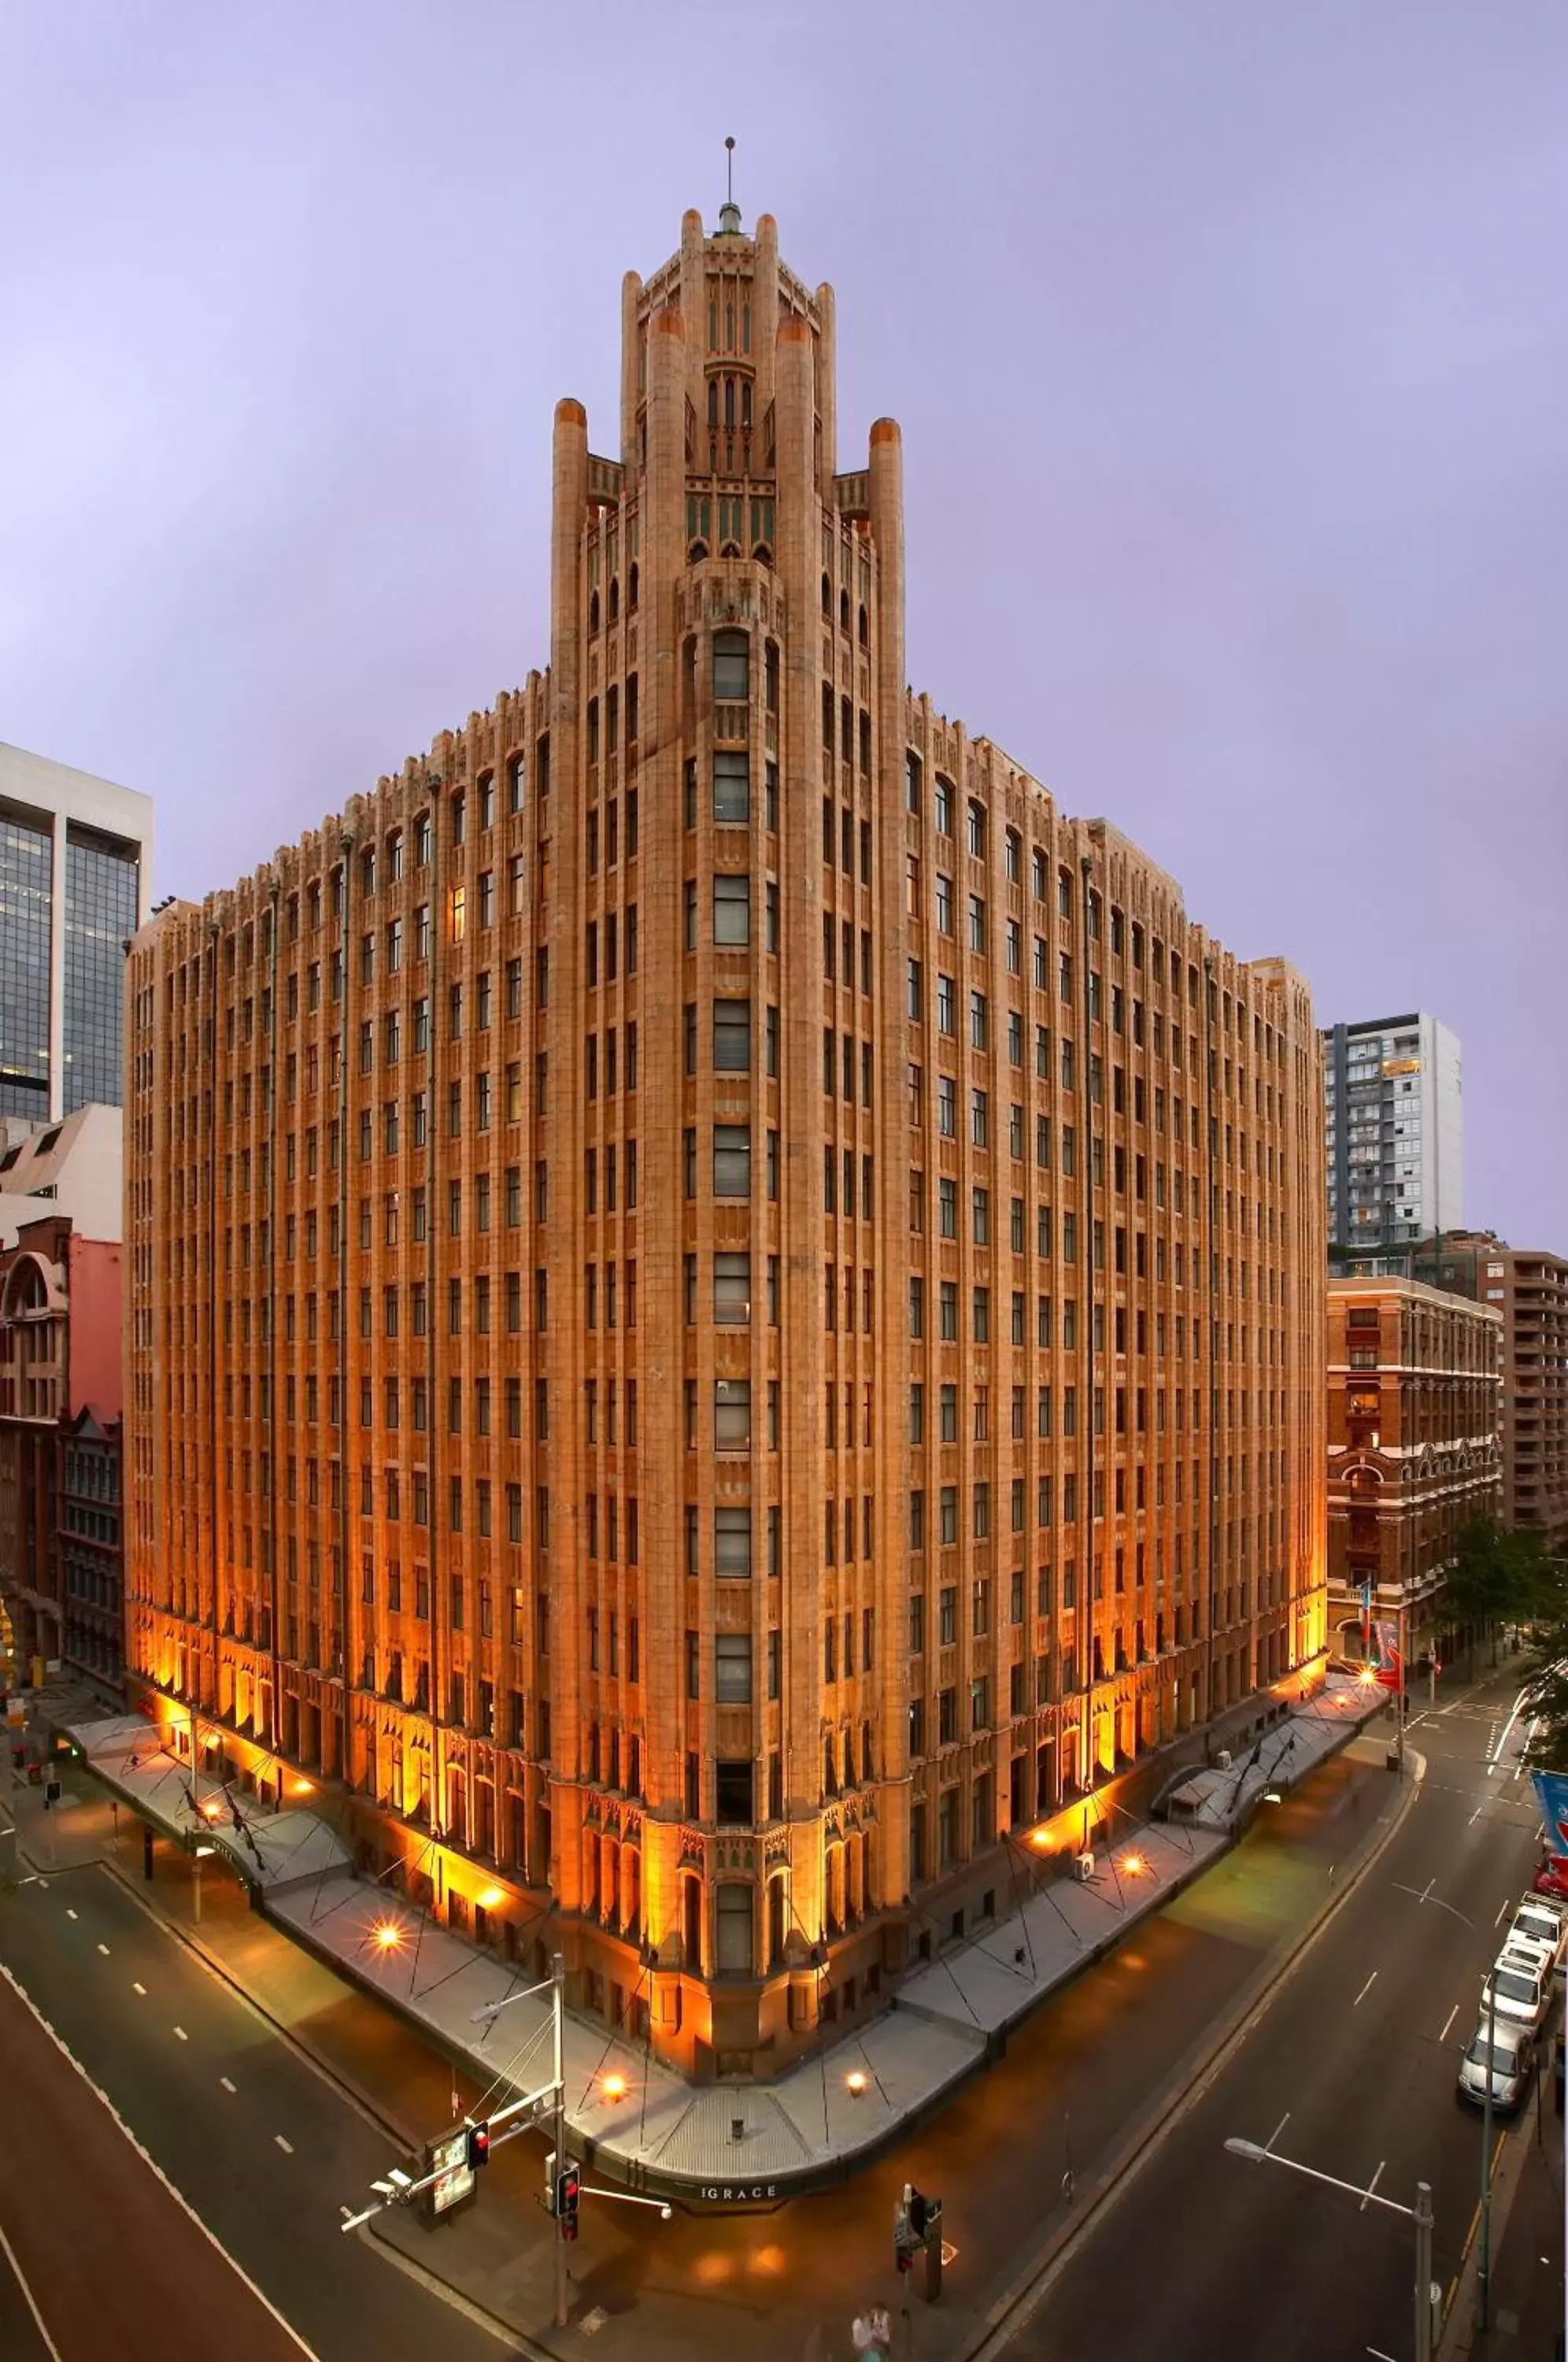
[545,201,910,2068]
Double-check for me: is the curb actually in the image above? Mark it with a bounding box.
[961,1742,1426,2361]
[361,2216,553,2359]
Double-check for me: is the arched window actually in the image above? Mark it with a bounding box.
[627,561,638,611]
[839,587,850,632]
[608,576,619,624]
[821,572,831,614]
[858,603,868,647]
[589,589,600,634]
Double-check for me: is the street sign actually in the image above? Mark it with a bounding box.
[425,2128,475,2221]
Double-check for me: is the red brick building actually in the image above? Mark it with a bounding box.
[1326,1276,1501,1671]
[124,201,1328,2076]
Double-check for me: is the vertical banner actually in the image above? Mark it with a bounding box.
[1372,1617,1402,1691]
[1529,1771,1568,1860]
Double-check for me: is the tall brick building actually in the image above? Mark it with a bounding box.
[124,202,1327,2075]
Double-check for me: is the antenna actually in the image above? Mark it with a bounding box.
[718,135,741,235]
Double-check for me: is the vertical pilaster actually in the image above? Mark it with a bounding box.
[775,308,826,1957]
[635,302,690,1970]
[867,417,910,1912]
[546,394,589,1910]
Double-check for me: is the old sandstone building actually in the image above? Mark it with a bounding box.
[124,201,1327,2078]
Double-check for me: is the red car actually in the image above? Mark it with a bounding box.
[1533,1857,1568,1901]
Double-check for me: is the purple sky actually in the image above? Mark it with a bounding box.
[3,2,1565,1245]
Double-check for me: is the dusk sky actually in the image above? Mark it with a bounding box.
[3,2,1564,1244]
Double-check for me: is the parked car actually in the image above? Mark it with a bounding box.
[1458,2019,1536,2112]
[1509,1901,1568,1986]
[1533,1856,1568,1902]
[1481,1949,1551,2034]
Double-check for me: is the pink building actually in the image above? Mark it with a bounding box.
[0,1213,124,1693]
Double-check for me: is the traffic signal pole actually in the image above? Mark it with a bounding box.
[552,1949,568,2331]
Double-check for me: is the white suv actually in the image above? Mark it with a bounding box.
[1481,1948,1551,2034]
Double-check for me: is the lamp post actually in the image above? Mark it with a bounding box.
[1226,2131,1435,2362]
[1477,1969,1500,2329]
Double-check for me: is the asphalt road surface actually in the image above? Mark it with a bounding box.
[0,1860,511,2362]
[996,1667,1549,2361]
[0,1964,309,2362]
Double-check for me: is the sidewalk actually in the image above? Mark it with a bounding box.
[5,1683,1413,2361]
[1440,2051,1565,2361]
[54,1670,1390,2207]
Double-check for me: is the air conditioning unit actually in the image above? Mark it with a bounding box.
[1074,1851,1096,1883]
[1215,1749,1233,1771]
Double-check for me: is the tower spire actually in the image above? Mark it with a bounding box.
[719,135,741,235]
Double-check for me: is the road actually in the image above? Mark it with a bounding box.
[0,1849,509,2362]
[0,1682,1518,2362]
[997,1668,1548,2360]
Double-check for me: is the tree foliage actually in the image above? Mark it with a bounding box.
[1442,1517,1548,1675]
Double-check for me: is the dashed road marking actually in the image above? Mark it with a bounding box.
[220,2075,236,2093]
[1440,2003,1459,2042]
[96,1942,109,1957]
[274,2134,294,2155]
[173,2025,188,2042]
[132,1982,146,1997]
[1355,1970,1378,2007]
[65,1908,78,1921]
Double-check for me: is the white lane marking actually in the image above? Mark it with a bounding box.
[132,1982,146,1997]
[1355,1971,1379,2007]
[220,2076,236,2094]
[1361,2159,1385,2211]
[1368,2348,1398,2360]
[1496,1898,1511,1928]
[1489,1688,1531,1771]
[65,1908,77,1921]
[172,2026,188,2042]
[274,2134,294,2155]
[96,1942,109,1957]
[0,1960,321,2359]
[0,2219,66,2360]
[1440,2003,1459,2042]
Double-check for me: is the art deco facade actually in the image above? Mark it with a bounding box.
[124,202,1327,2076]
[1326,1277,1501,1668]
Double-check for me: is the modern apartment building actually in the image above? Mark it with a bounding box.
[1412,1233,1568,1555]
[124,200,1328,2078]
[0,742,153,1123]
[1326,1277,1501,1670]
[1322,1012,1462,1259]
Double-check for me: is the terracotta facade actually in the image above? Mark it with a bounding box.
[124,205,1329,2075]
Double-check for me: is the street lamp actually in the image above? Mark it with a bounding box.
[1225,2129,1437,2362]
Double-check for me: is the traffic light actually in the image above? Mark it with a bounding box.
[464,2120,490,2170]
[556,2161,581,2241]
